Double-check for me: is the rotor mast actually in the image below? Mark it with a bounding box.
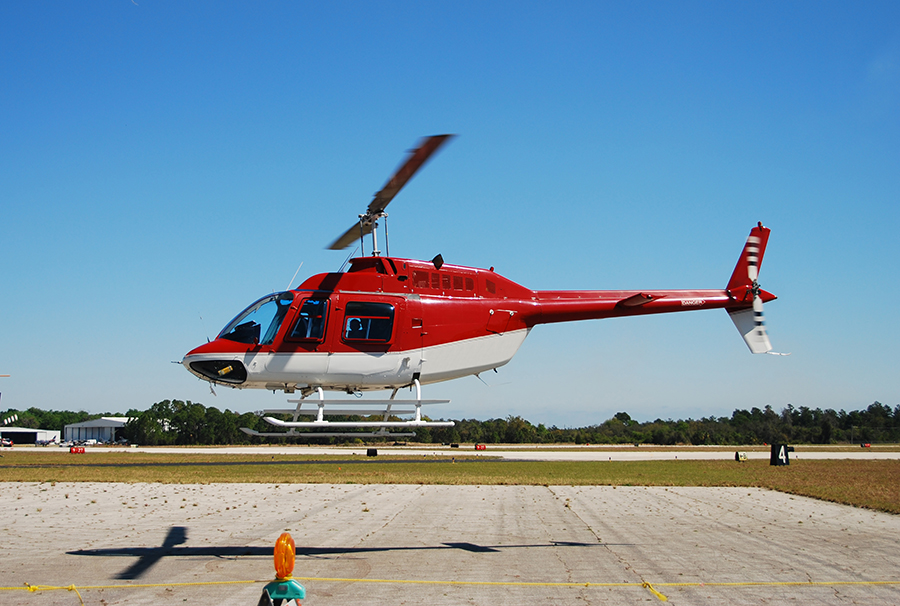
[357,211,388,256]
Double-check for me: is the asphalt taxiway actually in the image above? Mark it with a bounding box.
[58,443,900,461]
[2,482,899,605]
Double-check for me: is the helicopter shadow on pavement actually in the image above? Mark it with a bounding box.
[68,525,620,580]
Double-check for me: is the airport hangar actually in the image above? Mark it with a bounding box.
[0,426,60,444]
[63,417,130,443]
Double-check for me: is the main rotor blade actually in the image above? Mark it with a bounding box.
[327,134,455,250]
[368,134,454,215]
[329,221,375,251]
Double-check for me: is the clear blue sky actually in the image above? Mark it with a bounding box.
[2,2,898,427]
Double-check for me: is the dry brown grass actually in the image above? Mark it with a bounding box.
[2,451,898,514]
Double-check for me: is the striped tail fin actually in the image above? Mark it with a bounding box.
[727,223,776,354]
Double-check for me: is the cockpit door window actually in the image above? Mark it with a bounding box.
[288,298,329,341]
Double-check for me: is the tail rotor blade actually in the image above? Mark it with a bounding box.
[727,222,769,292]
[751,293,773,353]
[746,234,761,282]
[753,291,766,331]
[727,222,786,355]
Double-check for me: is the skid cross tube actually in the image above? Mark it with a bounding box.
[249,380,454,437]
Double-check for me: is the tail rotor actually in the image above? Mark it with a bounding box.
[727,223,785,354]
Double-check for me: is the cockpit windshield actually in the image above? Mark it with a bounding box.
[219,292,294,345]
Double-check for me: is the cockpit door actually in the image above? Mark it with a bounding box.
[264,296,331,383]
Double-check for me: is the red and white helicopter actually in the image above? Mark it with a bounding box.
[182,135,780,438]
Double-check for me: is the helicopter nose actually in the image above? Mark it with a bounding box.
[184,358,248,384]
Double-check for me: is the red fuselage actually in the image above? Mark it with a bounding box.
[183,239,774,394]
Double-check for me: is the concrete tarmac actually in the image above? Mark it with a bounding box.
[2,482,899,605]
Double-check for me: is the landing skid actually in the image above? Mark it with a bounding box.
[239,380,454,439]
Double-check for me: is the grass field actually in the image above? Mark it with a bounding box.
[2,450,899,514]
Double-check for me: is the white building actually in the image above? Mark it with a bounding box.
[63,417,131,443]
[1,427,61,445]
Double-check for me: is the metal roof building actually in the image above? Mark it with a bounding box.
[1,427,61,445]
[63,417,131,443]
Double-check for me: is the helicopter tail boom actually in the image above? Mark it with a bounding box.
[527,223,778,353]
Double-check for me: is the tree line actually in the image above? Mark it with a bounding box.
[4,400,899,446]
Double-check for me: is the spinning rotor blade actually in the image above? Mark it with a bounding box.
[728,288,773,354]
[328,134,455,250]
[330,221,375,251]
[746,233,761,283]
[747,225,770,350]
[727,222,769,293]
[749,291,773,353]
[367,134,454,215]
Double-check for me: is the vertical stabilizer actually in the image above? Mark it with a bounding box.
[727,222,770,292]
[728,223,774,354]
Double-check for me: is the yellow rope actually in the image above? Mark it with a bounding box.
[8,579,264,592]
[290,577,900,589]
[6,577,899,597]
[642,581,668,601]
[22,584,84,605]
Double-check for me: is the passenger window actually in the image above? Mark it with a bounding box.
[343,302,395,342]
[453,276,464,290]
[465,277,475,291]
[442,275,452,290]
[431,273,440,289]
[289,299,328,341]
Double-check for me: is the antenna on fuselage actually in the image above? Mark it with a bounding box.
[286,262,303,290]
[338,246,360,273]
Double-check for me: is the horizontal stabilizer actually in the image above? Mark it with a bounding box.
[616,293,656,308]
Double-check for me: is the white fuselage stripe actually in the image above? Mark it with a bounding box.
[184,329,531,391]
